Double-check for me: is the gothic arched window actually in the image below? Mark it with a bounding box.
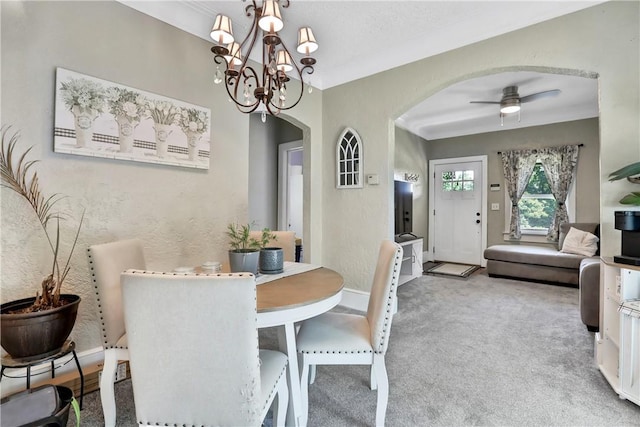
[336,128,363,189]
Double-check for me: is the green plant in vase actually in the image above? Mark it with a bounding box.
[226,223,275,274]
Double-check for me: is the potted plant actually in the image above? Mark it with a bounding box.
[257,232,284,275]
[0,126,84,359]
[226,223,275,274]
[609,161,640,205]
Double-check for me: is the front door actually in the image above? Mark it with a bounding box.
[430,157,486,265]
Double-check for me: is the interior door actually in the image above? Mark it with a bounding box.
[432,160,483,265]
[278,141,303,238]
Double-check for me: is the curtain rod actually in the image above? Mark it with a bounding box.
[497,143,584,155]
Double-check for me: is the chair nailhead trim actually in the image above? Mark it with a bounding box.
[88,250,110,347]
[262,360,288,411]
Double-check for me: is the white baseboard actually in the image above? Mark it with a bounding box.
[339,287,369,312]
[0,346,104,398]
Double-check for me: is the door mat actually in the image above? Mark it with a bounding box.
[424,262,480,278]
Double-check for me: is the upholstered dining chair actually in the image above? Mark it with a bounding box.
[249,230,296,262]
[296,240,403,426]
[121,270,288,426]
[87,239,146,427]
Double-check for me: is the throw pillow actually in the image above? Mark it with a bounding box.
[560,227,599,257]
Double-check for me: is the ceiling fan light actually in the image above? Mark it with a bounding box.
[259,0,284,33]
[500,99,521,114]
[210,14,234,45]
[297,27,318,54]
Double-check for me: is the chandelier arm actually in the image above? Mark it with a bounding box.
[234,63,261,113]
[279,39,315,79]
[215,53,261,112]
[268,41,315,112]
[244,0,259,17]
[218,3,264,112]
[236,5,261,77]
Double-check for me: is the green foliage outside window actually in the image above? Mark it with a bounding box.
[519,163,556,230]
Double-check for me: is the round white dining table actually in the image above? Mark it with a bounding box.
[256,266,344,427]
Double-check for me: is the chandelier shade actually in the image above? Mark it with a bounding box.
[258,0,284,32]
[210,0,318,118]
[297,27,318,55]
[276,50,293,72]
[210,14,234,45]
[224,42,243,66]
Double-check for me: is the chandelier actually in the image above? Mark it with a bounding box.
[210,0,318,121]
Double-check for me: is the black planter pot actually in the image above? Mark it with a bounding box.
[1,294,80,360]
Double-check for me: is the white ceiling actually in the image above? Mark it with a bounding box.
[396,71,600,140]
[119,0,603,138]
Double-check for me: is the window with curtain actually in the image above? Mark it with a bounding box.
[501,144,580,241]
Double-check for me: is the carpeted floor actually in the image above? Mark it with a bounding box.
[73,271,640,426]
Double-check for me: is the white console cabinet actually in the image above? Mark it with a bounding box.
[397,238,423,286]
[596,258,640,407]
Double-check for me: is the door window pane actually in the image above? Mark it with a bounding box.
[442,170,474,192]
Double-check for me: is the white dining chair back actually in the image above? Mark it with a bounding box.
[249,230,296,262]
[121,270,288,427]
[296,240,402,426]
[87,238,145,427]
[366,240,402,355]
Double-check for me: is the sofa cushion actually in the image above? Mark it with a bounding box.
[558,222,599,251]
[484,244,587,270]
[560,227,599,256]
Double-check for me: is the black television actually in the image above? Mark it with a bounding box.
[394,180,413,237]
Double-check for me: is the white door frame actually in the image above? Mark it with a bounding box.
[278,140,303,231]
[428,155,488,267]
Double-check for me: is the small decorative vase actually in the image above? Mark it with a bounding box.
[116,115,138,153]
[72,106,98,149]
[259,247,284,274]
[153,123,173,158]
[185,130,203,161]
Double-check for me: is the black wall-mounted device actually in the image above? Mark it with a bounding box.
[614,211,640,266]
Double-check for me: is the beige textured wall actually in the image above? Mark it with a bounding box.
[323,2,638,291]
[0,1,322,354]
[427,118,600,247]
[394,126,429,241]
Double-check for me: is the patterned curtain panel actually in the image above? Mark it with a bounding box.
[501,149,538,239]
[538,145,580,241]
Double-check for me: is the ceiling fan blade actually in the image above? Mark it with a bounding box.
[469,101,501,104]
[520,89,561,103]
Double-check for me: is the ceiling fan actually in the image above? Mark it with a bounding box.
[470,85,561,118]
